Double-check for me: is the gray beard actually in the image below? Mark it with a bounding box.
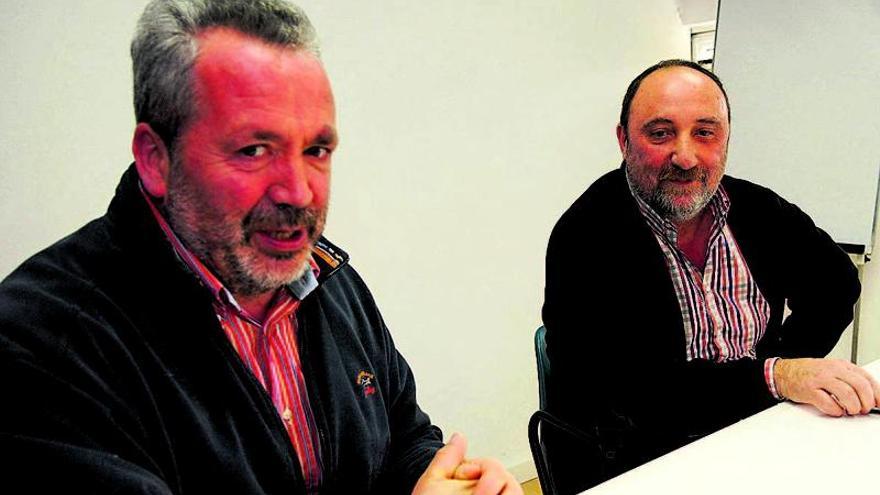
[625,163,716,223]
[161,164,326,297]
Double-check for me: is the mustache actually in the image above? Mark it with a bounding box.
[658,164,706,183]
[242,203,323,239]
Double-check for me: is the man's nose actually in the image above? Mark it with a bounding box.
[267,155,314,207]
[671,137,698,169]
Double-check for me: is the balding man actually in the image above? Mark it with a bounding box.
[542,59,875,493]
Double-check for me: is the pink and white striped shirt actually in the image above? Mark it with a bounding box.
[631,185,781,397]
[141,187,324,492]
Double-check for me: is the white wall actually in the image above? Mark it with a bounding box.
[0,0,691,476]
[0,1,141,265]
[294,0,690,472]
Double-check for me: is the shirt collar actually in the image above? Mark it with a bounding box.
[139,183,320,309]
[287,264,319,300]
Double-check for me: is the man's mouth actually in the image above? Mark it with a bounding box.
[253,227,309,255]
[266,230,300,240]
[660,168,704,184]
[665,178,699,185]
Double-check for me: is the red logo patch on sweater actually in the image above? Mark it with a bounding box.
[356,371,377,398]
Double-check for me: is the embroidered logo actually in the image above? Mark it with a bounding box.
[356,370,377,398]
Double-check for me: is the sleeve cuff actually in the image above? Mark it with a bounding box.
[764,357,784,400]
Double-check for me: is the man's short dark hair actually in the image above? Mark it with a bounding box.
[131,0,319,152]
[619,59,730,138]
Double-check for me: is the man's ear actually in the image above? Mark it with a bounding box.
[132,123,171,198]
[615,124,628,159]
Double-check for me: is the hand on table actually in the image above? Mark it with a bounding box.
[412,433,522,495]
[775,358,880,416]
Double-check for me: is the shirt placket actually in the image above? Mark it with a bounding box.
[254,323,276,397]
[682,253,713,361]
[265,310,322,492]
[701,244,731,362]
[727,231,760,358]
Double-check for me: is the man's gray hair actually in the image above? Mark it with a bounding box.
[131,0,320,150]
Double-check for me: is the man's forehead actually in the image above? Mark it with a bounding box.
[193,27,324,77]
[630,67,728,122]
[191,27,333,106]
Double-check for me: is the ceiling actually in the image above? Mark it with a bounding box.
[674,0,718,25]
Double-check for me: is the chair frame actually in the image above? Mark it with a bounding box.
[530,326,604,494]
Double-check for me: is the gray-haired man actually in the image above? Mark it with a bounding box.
[0,1,520,493]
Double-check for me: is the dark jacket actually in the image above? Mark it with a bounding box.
[542,168,859,492]
[0,165,443,494]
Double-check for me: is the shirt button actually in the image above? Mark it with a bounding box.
[282,408,293,422]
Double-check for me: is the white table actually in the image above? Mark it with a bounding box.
[582,361,880,494]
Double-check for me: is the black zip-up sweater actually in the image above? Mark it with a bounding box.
[542,168,860,492]
[0,165,443,494]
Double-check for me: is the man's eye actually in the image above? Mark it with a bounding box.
[696,129,715,138]
[238,145,268,158]
[649,129,672,140]
[305,146,331,159]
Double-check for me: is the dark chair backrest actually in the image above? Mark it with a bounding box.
[530,325,606,495]
[535,325,550,410]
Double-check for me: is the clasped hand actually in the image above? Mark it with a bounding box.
[412,433,523,495]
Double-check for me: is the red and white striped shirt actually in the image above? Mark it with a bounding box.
[142,188,323,492]
[630,185,781,397]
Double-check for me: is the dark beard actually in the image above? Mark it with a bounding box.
[242,203,325,260]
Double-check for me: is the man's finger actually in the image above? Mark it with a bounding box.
[827,362,878,414]
[424,433,468,478]
[814,390,845,417]
[840,371,875,414]
[825,380,861,415]
[472,475,507,495]
[852,367,880,411]
[452,461,482,480]
[870,373,880,408]
[469,458,523,495]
